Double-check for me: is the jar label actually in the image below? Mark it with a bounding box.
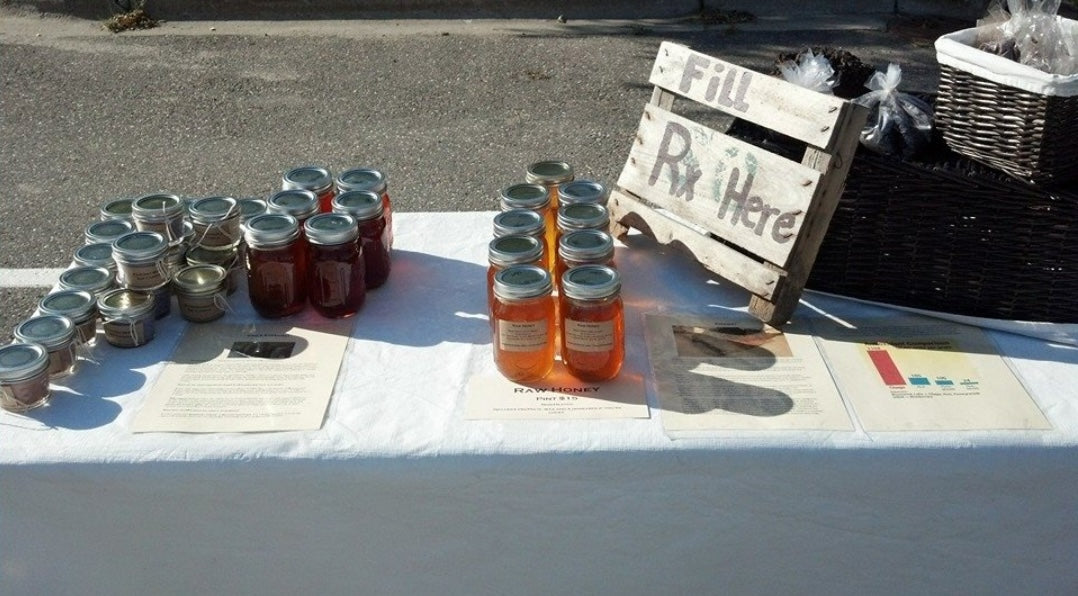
[117,261,167,289]
[497,320,549,352]
[564,319,615,352]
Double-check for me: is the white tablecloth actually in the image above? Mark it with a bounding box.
[3,212,1077,595]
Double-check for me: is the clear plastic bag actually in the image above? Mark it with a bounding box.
[974,0,1077,75]
[853,64,934,159]
[776,50,837,95]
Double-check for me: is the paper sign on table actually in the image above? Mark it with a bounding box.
[465,363,648,420]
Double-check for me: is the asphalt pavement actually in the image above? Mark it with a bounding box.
[0,2,991,338]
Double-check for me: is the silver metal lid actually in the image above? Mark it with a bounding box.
[238,198,268,222]
[0,342,50,382]
[243,214,300,247]
[131,193,184,220]
[189,196,239,223]
[557,203,609,232]
[305,213,359,245]
[492,209,544,238]
[331,190,384,221]
[100,198,134,221]
[282,166,333,193]
[492,264,552,301]
[97,288,155,319]
[14,314,76,350]
[38,290,97,322]
[498,183,550,211]
[112,231,168,262]
[558,229,614,262]
[561,265,621,300]
[525,160,574,185]
[84,219,135,245]
[267,189,319,220]
[558,179,609,206]
[74,242,117,271]
[58,266,115,295]
[335,167,387,193]
[172,264,228,295]
[488,235,543,267]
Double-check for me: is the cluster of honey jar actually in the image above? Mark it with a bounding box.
[0,166,392,414]
[487,161,624,383]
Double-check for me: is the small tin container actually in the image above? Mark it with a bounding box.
[267,189,320,226]
[173,264,229,323]
[97,289,156,348]
[526,160,575,210]
[38,290,98,346]
[186,244,242,295]
[58,266,115,299]
[282,166,335,213]
[189,196,241,248]
[84,218,135,245]
[558,179,609,207]
[112,231,170,290]
[0,343,52,413]
[131,193,187,243]
[14,314,78,378]
[99,198,135,221]
[73,242,117,273]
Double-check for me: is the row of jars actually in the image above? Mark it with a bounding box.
[486,163,624,383]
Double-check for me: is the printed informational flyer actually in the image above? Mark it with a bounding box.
[132,317,354,433]
[813,320,1051,431]
[466,363,649,420]
[643,312,853,433]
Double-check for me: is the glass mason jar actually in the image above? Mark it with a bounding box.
[556,229,615,289]
[112,231,170,291]
[267,189,320,232]
[557,179,609,207]
[189,196,241,249]
[282,166,335,213]
[38,289,98,346]
[131,193,186,243]
[335,167,393,249]
[58,266,115,300]
[525,160,574,211]
[556,202,610,249]
[0,343,52,413]
[84,218,135,246]
[491,264,556,383]
[173,264,229,323]
[99,198,135,221]
[330,190,390,289]
[238,198,268,223]
[244,213,307,318]
[14,314,78,378]
[499,183,555,274]
[73,242,117,273]
[303,213,365,318]
[559,265,624,381]
[492,208,548,271]
[486,234,543,317]
[186,244,242,295]
[97,289,156,348]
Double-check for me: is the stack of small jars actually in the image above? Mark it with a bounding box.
[487,160,624,383]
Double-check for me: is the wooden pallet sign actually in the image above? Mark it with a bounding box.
[608,42,869,325]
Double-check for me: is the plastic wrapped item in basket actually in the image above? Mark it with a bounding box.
[934,16,1078,184]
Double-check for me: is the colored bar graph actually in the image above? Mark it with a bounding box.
[867,348,905,386]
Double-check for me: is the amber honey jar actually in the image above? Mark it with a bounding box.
[244,213,307,318]
[499,183,556,274]
[525,160,574,211]
[556,229,615,289]
[486,235,544,317]
[267,189,320,231]
[556,202,610,251]
[331,191,390,289]
[491,264,556,383]
[304,213,365,318]
[282,166,335,213]
[559,265,624,381]
[557,179,609,207]
[335,167,393,248]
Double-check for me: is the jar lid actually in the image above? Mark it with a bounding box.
[244,213,299,247]
[74,242,117,270]
[499,183,550,211]
[0,342,50,382]
[282,166,333,193]
[112,231,168,261]
[559,229,614,262]
[561,265,621,300]
[335,168,387,193]
[305,213,359,245]
[331,190,384,221]
[100,198,134,220]
[558,179,609,206]
[97,288,155,318]
[132,193,184,218]
[492,209,544,238]
[557,203,609,232]
[238,198,268,222]
[14,314,76,350]
[493,264,552,301]
[186,244,238,266]
[173,264,228,294]
[189,196,239,223]
[58,266,115,295]
[489,235,543,267]
[38,290,97,321]
[84,219,135,244]
[525,160,574,185]
[267,189,319,220]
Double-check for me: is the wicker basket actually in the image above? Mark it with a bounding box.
[934,21,1078,185]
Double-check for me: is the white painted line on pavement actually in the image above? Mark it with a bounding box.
[0,268,67,288]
